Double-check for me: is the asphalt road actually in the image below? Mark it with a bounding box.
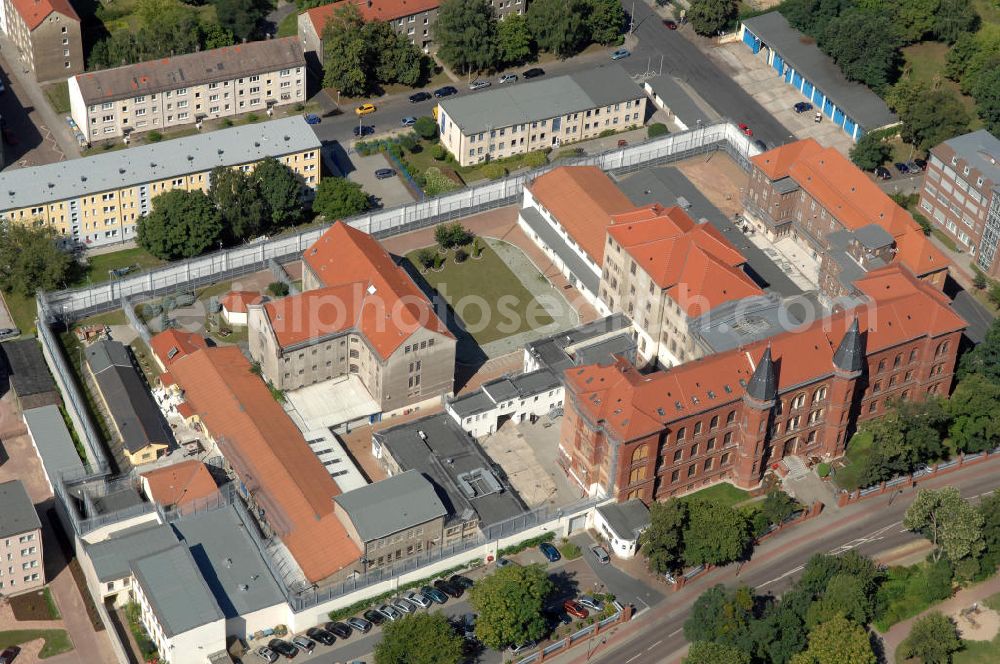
[573,456,1000,664]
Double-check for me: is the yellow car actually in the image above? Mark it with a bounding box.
[355,103,376,116]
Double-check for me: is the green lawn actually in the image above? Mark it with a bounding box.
[71,247,165,287]
[404,243,553,345]
[931,227,960,252]
[0,629,73,658]
[277,10,298,37]
[901,43,980,125]
[954,638,1000,664]
[681,482,751,508]
[3,291,38,336]
[43,81,71,115]
[832,430,874,491]
[396,138,549,186]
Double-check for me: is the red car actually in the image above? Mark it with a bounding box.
[739,123,753,137]
[663,20,678,29]
[563,600,589,619]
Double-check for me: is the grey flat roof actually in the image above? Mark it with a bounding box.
[375,414,527,527]
[86,523,178,582]
[2,340,57,398]
[0,116,320,211]
[772,177,800,195]
[23,405,85,480]
[86,340,174,455]
[596,499,649,540]
[0,480,41,538]
[441,65,641,135]
[171,506,285,618]
[334,470,447,542]
[743,12,897,129]
[92,486,146,514]
[449,369,562,419]
[525,313,632,374]
[574,333,637,367]
[854,224,893,250]
[690,294,821,353]
[131,544,224,637]
[448,391,495,419]
[519,207,600,295]
[938,130,1000,185]
[643,75,711,126]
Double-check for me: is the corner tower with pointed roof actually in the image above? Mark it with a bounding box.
[734,347,777,486]
[825,317,866,458]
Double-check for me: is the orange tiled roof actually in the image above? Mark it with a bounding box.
[141,460,219,508]
[262,284,361,348]
[150,329,208,368]
[607,206,763,316]
[305,0,439,33]
[220,290,263,314]
[750,138,823,180]
[302,222,452,358]
[527,166,637,264]
[566,265,965,441]
[9,0,78,30]
[168,346,360,582]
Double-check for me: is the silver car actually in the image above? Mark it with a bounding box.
[254,647,278,663]
[578,595,604,612]
[406,591,431,608]
[499,73,518,84]
[469,79,491,90]
[378,604,403,621]
[291,635,315,653]
[393,599,415,614]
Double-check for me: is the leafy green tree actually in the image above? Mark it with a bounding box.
[684,641,750,664]
[586,0,625,45]
[470,563,553,649]
[973,67,1000,135]
[497,12,534,65]
[267,281,289,297]
[947,374,1000,453]
[374,613,464,664]
[921,556,955,603]
[889,0,938,44]
[933,0,979,44]
[979,489,1000,568]
[413,116,438,140]
[804,574,871,627]
[321,5,369,96]
[849,132,891,171]
[415,248,437,269]
[898,611,961,664]
[312,177,370,220]
[435,0,498,74]
[779,0,854,37]
[639,498,687,573]
[796,552,882,602]
[792,615,875,664]
[904,487,985,562]
[526,0,589,57]
[858,399,950,487]
[202,23,234,50]
[959,318,1000,383]
[755,603,808,664]
[137,190,223,260]
[900,89,972,151]
[687,0,738,37]
[821,9,900,92]
[213,0,267,42]
[209,167,267,243]
[761,489,799,528]
[368,20,425,88]
[0,224,72,296]
[251,157,302,228]
[683,584,755,645]
[683,500,751,566]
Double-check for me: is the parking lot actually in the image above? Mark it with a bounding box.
[342,151,418,209]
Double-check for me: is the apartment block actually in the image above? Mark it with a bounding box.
[0,116,320,249]
[0,480,44,596]
[68,37,305,141]
[438,66,646,166]
[918,130,1000,278]
[0,0,83,82]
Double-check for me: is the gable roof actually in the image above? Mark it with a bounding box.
[596,499,650,540]
[150,329,209,368]
[304,0,439,34]
[167,346,359,582]
[141,460,219,508]
[607,205,763,316]
[301,222,452,358]
[0,480,41,538]
[9,0,79,31]
[220,291,263,314]
[334,470,447,542]
[527,166,637,264]
[2,339,58,398]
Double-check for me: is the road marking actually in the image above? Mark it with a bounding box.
[647,640,663,650]
[668,628,682,637]
[626,654,641,663]
[759,565,804,588]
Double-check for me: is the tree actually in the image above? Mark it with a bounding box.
[313,177,370,220]
[368,20,425,88]
[973,271,988,291]
[683,500,751,566]
[933,0,979,44]
[213,0,267,42]
[849,132,891,171]
[209,167,267,243]
[413,116,438,140]
[779,0,854,38]
[251,158,302,228]
[640,499,687,574]
[415,248,437,269]
[792,615,875,664]
[755,603,808,664]
[0,224,72,296]
[435,0,498,73]
[586,0,625,45]
[973,67,1000,135]
[526,0,589,57]
[137,190,223,260]
[267,281,289,297]
[497,12,534,66]
[470,564,553,649]
[979,489,1000,568]
[321,4,370,96]
[947,374,1000,454]
[898,612,961,664]
[374,613,464,664]
[821,10,900,92]
[683,584,755,645]
[760,489,799,528]
[959,318,1000,383]
[687,0,738,37]
[900,90,972,152]
[684,641,750,664]
[890,0,938,44]
[804,574,871,627]
[904,487,985,562]
[434,222,471,250]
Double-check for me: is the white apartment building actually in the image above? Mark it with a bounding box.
[0,480,44,596]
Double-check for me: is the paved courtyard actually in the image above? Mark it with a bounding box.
[345,151,417,209]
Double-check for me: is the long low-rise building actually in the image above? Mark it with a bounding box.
[69,37,305,141]
[437,66,646,166]
[0,116,320,249]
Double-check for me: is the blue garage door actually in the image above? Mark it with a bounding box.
[844,118,857,138]
[802,80,814,98]
[792,72,803,89]
[785,67,793,83]
[773,53,784,74]
[833,108,845,126]
[812,88,824,106]
[824,99,834,117]
[743,28,761,53]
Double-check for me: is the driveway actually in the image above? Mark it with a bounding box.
[342,151,417,209]
[0,51,74,169]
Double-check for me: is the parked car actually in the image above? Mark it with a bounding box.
[449,574,474,590]
[510,641,537,654]
[434,578,463,598]
[328,621,354,638]
[378,604,403,621]
[422,585,449,604]
[290,636,315,653]
[611,48,630,60]
[254,647,278,663]
[578,595,605,612]
[522,68,545,79]
[375,168,396,179]
[268,639,299,659]
[793,101,813,113]
[393,598,416,613]
[906,160,923,173]
[0,328,18,340]
[306,628,336,646]
[563,600,589,619]
[0,648,20,664]
[353,125,374,137]
[499,73,518,83]
[406,590,432,608]
[591,545,610,564]
[355,103,376,116]
[663,19,677,29]
[738,122,753,137]
[894,162,910,174]
[303,114,321,125]
[496,557,515,568]
[401,116,417,127]
[545,610,573,631]
[363,609,387,626]
[913,158,927,170]
[874,166,892,180]
[434,86,458,98]
[469,79,491,90]
[409,91,432,103]
[539,542,561,562]
[346,616,373,633]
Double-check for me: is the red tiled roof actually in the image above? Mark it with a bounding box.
[9,0,79,31]
[527,166,637,264]
[141,460,219,508]
[169,346,360,582]
[750,138,823,180]
[302,222,452,358]
[263,284,361,348]
[304,0,439,34]
[150,330,208,368]
[607,205,763,316]
[176,402,195,419]
[565,265,965,441]
[220,290,263,314]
